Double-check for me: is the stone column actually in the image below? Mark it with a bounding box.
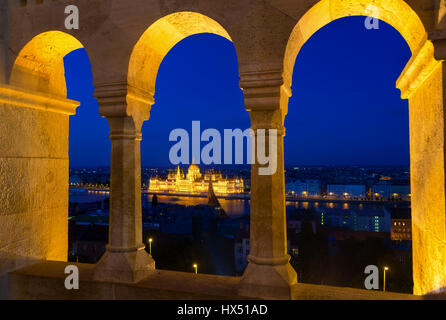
[238,67,297,299]
[94,83,155,283]
[397,36,446,296]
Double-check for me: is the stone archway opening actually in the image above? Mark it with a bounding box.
[283,0,444,296]
[140,32,248,276]
[282,0,428,103]
[126,11,234,128]
[284,15,412,292]
[128,11,233,104]
[64,47,111,264]
[129,11,249,276]
[93,11,245,283]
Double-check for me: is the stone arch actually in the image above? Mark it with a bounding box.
[281,0,433,115]
[9,30,84,99]
[282,0,446,296]
[126,11,233,122]
[91,12,238,284]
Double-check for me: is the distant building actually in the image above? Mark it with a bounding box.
[390,184,411,200]
[389,207,412,241]
[287,211,317,234]
[234,224,250,274]
[146,204,220,238]
[326,184,366,199]
[372,181,410,200]
[317,225,389,241]
[69,197,109,217]
[71,224,108,263]
[354,208,391,233]
[234,223,290,274]
[149,164,244,195]
[69,174,81,185]
[285,179,321,196]
[316,206,391,233]
[388,207,412,265]
[391,219,412,241]
[317,209,350,229]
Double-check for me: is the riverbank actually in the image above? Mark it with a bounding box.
[69,187,410,206]
[145,191,410,205]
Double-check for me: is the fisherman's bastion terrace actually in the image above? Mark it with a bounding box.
[0,0,446,306]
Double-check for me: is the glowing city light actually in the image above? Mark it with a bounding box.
[383,266,389,292]
[148,238,153,255]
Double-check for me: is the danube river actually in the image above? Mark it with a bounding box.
[69,188,410,217]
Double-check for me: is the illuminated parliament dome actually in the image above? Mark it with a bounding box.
[149,164,244,195]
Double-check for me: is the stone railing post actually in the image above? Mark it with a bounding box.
[93,83,155,283]
[238,66,297,299]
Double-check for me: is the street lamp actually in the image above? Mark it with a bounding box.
[383,266,389,292]
[148,238,153,255]
[193,263,198,274]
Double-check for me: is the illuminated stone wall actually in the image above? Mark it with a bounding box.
[0,84,78,280]
[0,27,80,282]
[0,96,68,259]
[407,62,446,295]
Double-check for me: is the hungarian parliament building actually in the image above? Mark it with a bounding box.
[148,164,245,195]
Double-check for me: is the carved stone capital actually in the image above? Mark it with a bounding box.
[95,82,154,131]
[396,40,441,99]
[239,64,291,124]
[239,65,284,112]
[95,82,128,117]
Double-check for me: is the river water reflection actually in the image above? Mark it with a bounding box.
[70,189,410,218]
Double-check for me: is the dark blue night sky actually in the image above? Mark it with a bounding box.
[65,16,411,168]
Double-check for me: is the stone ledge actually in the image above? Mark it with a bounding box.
[7,261,244,300]
[5,261,422,300]
[290,283,420,300]
[0,84,79,115]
